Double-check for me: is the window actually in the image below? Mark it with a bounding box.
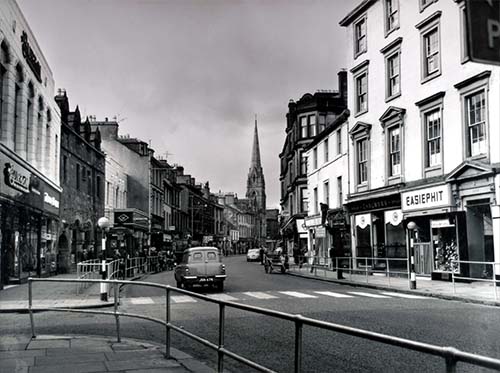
[424,29,439,76]
[63,156,67,182]
[337,129,342,154]
[386,50,400,98]
[354,16,367,57]
[466,90,487,157]
[300,116,307,138]
[318,115,326,133]
[26,83,34,155]
[300,152,307,175]
[301,188,308,212]
[323,180,330,207]
[385,0,399,34]
[389,127,401,176]
[417,13,441,82]
[324,139,329,163]
[337,176,343,206]
[355,71,368,114]
[309,115,316,137]
[313,187,318,214]
[96,175,101,198]
[357,138,368,184]
[13,65,23,150]
[420,0,437,12]
[425,109,441,167]
[82,166,86,181]
[87,170,92,195]
[76,163,80,190]
[313,147,318,169]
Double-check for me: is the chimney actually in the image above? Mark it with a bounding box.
[338,69,347,106]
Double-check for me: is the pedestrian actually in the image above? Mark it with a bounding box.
[259,247,265,265]
[329,246,335,270]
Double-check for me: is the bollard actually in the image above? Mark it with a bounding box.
[100,260,108,301]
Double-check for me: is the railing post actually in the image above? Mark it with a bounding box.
[445,352,457,373]
[492,263,497,301]
[28,279,36,338]
[294,317,303,373]
[365,257,368,283]
[452,262,456,296]
[114,282,121,343]
[76,263,80,295]
[166,287,171,359]
[218,303,225,372]
[387,259,391,287]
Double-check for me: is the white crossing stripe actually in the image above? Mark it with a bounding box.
[171,296,197,303]
[279,291,317,298]
[130,297,155,304]
[206,294,239,301]
[380,292,428,299]
[314,291,354,298]
[347,292,391,298]
[243,292,278,299]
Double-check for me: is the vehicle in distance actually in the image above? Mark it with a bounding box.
[246,248,260,262]
[174,246,226,291]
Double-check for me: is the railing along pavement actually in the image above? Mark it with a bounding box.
[292,255,409,288]
[452,260,500,301]
[28,277,500,373]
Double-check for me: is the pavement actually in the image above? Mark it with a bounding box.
[288,263,500,306]
[0,334,215,373]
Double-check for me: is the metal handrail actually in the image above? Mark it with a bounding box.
[27,277,500,373]
[451,260,500,301]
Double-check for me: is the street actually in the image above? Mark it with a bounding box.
[1,255,500,372]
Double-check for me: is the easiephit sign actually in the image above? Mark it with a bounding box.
[401,185,451,212]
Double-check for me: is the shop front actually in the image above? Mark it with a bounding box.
[304,214,330,265]
[0,150,61,287]
[346,192,405,270]
[112,209,149,257]
[401,183,466,280]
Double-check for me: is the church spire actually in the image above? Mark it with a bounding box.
[251,114,262,168]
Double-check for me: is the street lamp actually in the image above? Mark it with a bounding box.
[97,216,111,301]
[407,221,417,290]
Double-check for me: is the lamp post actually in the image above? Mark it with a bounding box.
[407,221,417,290]
[97,217,111,301]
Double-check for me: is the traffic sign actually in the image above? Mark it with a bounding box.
[466,0,500,65]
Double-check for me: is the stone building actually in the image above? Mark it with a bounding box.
[0,0,62,287]
[340,0,500,279]
[279,76,347,255]
[55,91,105,271]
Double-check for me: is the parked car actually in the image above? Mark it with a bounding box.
[246,248,260,262]
[174,246,226,291]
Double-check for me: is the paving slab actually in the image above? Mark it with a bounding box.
[179,359,215,373]
[105,349,165,361]
[168,348,193,360]
[35,352,107,365]
[29,361,107,373]
[0,350,45,360]
[45,346,113,355]
[27,339,70,350]
[105,357,181,371]
[0,356,34,368]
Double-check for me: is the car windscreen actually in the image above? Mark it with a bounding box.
[207,251,218,261]
[191,252,203,262]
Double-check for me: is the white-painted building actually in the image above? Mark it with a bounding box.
[0,0,62,286]
[340,0,500,279]
[304,110,350,263]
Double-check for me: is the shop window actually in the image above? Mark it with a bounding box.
[432,219,458,273]
[355,214,371,260]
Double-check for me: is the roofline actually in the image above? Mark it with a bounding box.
[339,0,377,27]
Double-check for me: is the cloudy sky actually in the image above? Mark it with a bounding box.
[18,0,353,209]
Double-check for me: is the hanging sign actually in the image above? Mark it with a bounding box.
[384,209,403,226]
[355,213,371,229]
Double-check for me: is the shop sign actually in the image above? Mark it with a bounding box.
[296,219,307,234]
[21,31,42,83]
[402,185,451,212]
[347,194,401,214]
[44,192,59,209]
[315,227,326,238]
[304,215,322,227]
[3,162,30,193]
[431,219,455,228]
[355,213,371,229]
[384,209,403,226]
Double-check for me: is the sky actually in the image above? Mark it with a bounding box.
[17,0,353,209]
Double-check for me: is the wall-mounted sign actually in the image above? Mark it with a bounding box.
[44,192,59,209]
[355,213,371,229]
[315,227,326,238]
[304,215,322,227]
[401,185,451,212]
[384,209,403,226]
[21,31,42,83]
[347,194,401,214]
[3,162,30,193]
[431,219,455,228]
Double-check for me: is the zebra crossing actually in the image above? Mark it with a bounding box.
[123,290,429,306]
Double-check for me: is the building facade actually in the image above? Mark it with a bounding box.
[55,92,105,271]
[304,110,350,263]
[0,0,62,287]
[279,77,347,255]
[340,0,500,279]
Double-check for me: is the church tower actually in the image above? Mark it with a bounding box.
[246,116,267,242]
